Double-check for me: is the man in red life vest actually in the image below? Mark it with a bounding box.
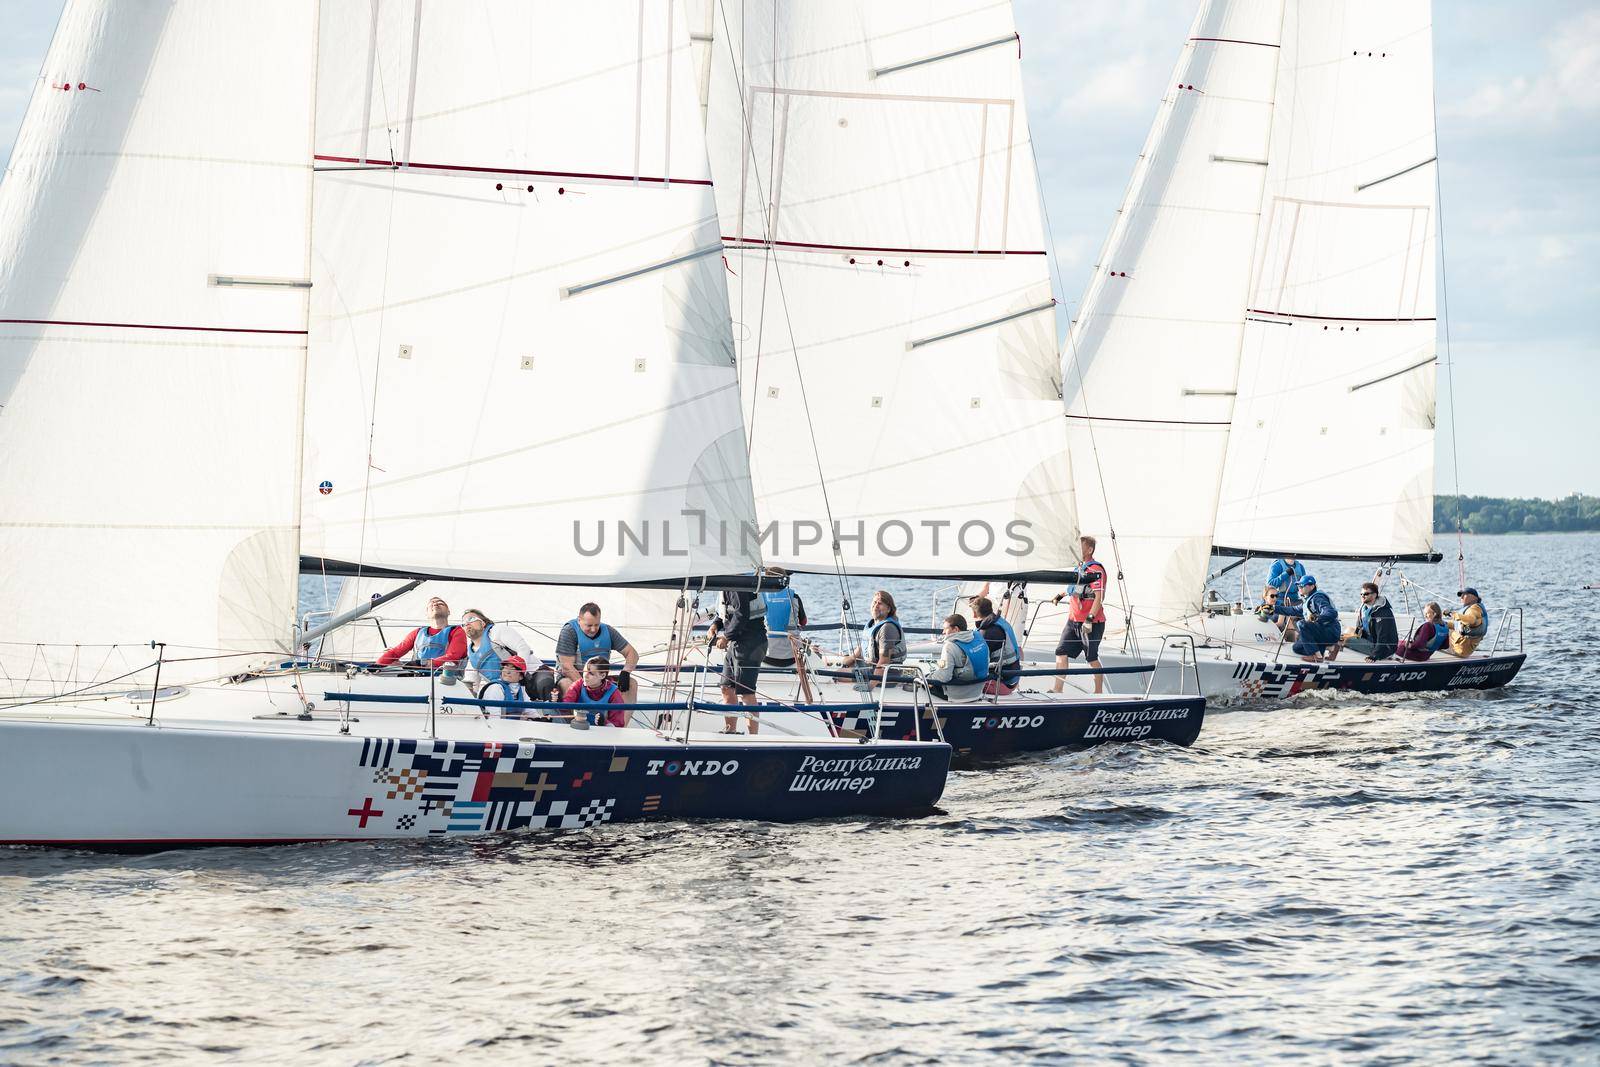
[375,596,467,670]
[1051,535,1108,694]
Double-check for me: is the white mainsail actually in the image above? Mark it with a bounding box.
[700,0,1077,578]
[299,1,761,586]
[1211,1,1438,560]
[0,2,317,691]
[1064,0,1285,626]
[1066,0,1439,630]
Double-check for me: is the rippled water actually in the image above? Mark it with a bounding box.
[4,533,1598,1062]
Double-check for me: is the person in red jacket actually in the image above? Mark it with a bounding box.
[375,597,467,669]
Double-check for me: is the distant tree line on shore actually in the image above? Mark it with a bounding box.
[1435,494,1600,534]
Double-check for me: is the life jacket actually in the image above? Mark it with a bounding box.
[762,589,795,636]
[577,682,619,705]
[467,624,510,678]
[980,614,1021,671]
[414,624,459,662]
[1268,560,1304,604]
[951,630,990,683]
[569,618,615,666]
[1462,602,1488,638]
[1425,622,1449,652]
[1071,560,1108,623]
[481,679,526,706]
[861,615,906,664]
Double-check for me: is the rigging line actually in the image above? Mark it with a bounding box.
[715,0,855,621]
[1433,89,1467,592]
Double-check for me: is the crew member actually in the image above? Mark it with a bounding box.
[709,584,769,734]
[461,608,535,687]
[562,656,628,727]
[838,590,907,679]
[375,596,467,671]
[555,603,638,701]
[1340,582,1398,660]
[1052,536,1107,694]
[1446,588,1489,657]
[926,615,990,702]
[972,595,1022,694]
[1290,575,1341,661]
[761,572,812,703]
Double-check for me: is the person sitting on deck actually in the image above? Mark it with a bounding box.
[926,615,989,702]
[837,590,907,681]
[709,584,769,735]
[1051,535,1108,694]
[1340,582,1399,661]
[1396,602,1449,661]
[1445,588,1489,657]
[972,596,1022,695]
[555,603,637,703]
[461,608,535,687]
[1289,575,1341,661]
[562,656,628,727]
[760,571,812,704]
[375,597,467,672]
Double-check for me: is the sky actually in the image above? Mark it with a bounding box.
[2,0,1595,498]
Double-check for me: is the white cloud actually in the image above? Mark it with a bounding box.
[1447,9,1600,122]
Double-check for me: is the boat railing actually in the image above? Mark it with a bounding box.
[1143,635,1203,698]
[1490,607,1524,654]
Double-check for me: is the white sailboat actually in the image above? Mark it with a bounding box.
[1045,0,1525,700]
[0,0,950,848]
[682,0,1206,757]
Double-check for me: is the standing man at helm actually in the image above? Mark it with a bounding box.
[376,596,467,670]
[1051,535,1108,694]
[555,603,639,701]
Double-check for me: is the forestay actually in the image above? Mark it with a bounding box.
[701,0,1077,578]
[1064,0,1285,625]
[1211,0,1439,560]
[300,1,761,586]
[0,2,316,692]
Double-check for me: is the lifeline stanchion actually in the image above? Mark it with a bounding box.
[145,641,166,726]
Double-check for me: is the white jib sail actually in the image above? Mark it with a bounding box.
[1211,0,1439,560]
[300,1,761,586]
[1064,0,1286,626]
[701,0,1076,578]
[0,2,317,693]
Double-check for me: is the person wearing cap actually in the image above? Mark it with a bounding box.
[1445,588,1489,657]
[375,596,467,671]
[1289,574,1341,661]
[479,654,529,709]
[461,608,535,687]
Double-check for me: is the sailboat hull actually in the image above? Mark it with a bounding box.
[0,718,949,851]
[1088,649,1527,704]
[821,694,1205,763]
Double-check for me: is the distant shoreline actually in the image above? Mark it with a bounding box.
[1435,494,1599,535]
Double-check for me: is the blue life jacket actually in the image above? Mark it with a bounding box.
[414,624,459,662]
[1462,601,1489,638]
[577,681,619,705]
[952,630,990,683]
[991,616,1021,669]
[569,618,615,667]
[1425,623,1449,652]
[467,624,506,678]
[861,615,904,664]
[762,589,796,636]
[482,679,526,706]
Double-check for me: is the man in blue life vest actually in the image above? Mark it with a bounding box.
[1289,575,1341,661]
[760,569,812,703]
[927,614,989,701]
[709,585,768,734]
[461,608,535,688]
[972,595,1022,694]
[375,596,467,671]
[554,602,639,701]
